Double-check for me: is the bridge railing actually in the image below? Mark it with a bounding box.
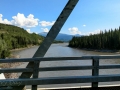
[0,55,120,90]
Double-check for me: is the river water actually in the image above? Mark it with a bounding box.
[12,43,120,88]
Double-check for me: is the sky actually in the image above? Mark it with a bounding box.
[0,0,120,35]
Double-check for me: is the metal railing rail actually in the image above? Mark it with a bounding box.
[0,55,120,90]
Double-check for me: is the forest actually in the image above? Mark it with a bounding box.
[69,26,120,50]
[0,23,44,58]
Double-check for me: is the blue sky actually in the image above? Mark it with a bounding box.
[0,0,120,35]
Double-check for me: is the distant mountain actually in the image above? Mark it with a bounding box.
[39,32,81,42]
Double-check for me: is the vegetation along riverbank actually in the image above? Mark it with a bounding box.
[69,26,120,53]
[0,23,44,58]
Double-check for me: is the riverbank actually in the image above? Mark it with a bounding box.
[0,53,23,78]
[10,45,37,52]
[69,46,120,53]
[1,45,39,79]
[0,62,23,78]
[0,46,37,78]
[82,48,120,53]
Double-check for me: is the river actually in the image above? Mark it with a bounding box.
[12,43,120,88]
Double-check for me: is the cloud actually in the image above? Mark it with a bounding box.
[68,27,81,35]
[83,25,86,27]
[0,14,2,19]
[26,29,32,33]
[40,21,55,27]
[35,32,38,34]
[88,29,101,35]
[26,29,38,34]
[82,29,101,35]
[0,13,39,28]
[11,13,39,27]
[41,28,49,32]
[0,14,11,24]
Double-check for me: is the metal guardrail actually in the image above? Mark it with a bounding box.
[0,55,120,90]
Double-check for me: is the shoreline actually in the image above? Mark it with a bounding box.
[10,45,37,52]
[10,43,66,52]
[68,46,120,53]
[81,48,120,53]
[2,45,38,78]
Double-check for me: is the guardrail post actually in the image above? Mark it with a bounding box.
[92,57,99,87]
[32,60,40,90]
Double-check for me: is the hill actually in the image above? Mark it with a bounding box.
[0,23,44,58]
[39,32,81,42]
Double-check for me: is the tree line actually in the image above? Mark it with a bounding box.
[0,23,44,58]
[69,26,120,50]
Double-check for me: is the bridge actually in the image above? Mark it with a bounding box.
[1,0,120,90]
[1,56,120,90]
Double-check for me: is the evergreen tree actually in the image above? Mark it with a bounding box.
[69,26,120,51]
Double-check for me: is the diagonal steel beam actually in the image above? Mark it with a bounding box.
[13,0,79,90]
[33,0,79,58]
